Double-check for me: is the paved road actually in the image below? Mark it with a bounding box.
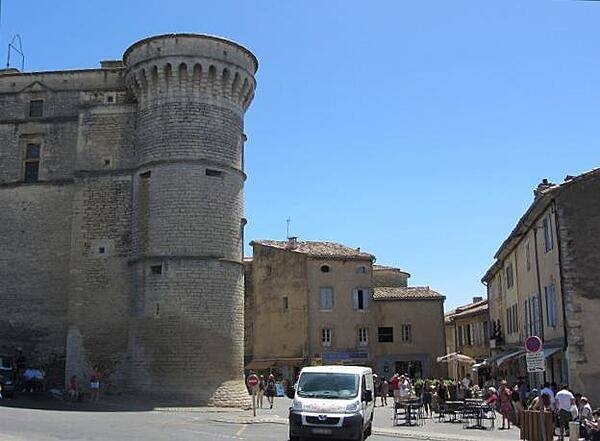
[0,395,520,441]
[0,407,402,441]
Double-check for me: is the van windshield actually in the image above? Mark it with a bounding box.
[297,372,359,399]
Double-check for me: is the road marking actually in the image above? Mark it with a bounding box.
[235,425,247,436]
[180,428,245,439]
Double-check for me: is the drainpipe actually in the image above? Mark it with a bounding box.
[552,199,569,384]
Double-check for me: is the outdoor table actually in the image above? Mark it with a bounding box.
[463,401,493,430]
[444,401,464,423]
[394,398,420,427]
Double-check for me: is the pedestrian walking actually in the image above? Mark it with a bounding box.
[380,378,389,406]
[89,366,100,403]
[266,374,276,409]
[257,375,265,408]
[68,374,79,403]
[498,380,512,430]
[555,384,575,439]
[421,380,433,417]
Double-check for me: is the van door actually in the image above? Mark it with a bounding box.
[361,374,374,424]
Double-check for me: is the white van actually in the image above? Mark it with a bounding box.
[288,365,374,441]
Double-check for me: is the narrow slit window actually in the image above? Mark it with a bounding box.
[206,169,222,177]
[24,143,41,183]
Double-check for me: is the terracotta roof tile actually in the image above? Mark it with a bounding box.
[373,286,444,301]
[251,240,374,260]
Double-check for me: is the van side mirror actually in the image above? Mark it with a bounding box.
[285,385,295,399]
[363,390,373,402]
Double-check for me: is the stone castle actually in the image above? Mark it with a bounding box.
[0,34,257,405]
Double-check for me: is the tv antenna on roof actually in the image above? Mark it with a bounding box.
[6,34,24,70]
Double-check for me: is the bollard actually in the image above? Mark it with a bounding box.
[569,421,579,441]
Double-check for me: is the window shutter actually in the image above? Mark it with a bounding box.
[352,289,358,310]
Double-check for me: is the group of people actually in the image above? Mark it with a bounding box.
[67,366,102,403]
[481,379,599,439]
[252,373,277,409]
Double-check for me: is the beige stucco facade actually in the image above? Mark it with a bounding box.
[484,171,600,401]
[245,239,447,380]
[444,298,490,383]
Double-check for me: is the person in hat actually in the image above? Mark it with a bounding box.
[265,374,276,409]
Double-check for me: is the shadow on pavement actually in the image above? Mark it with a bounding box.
[0,393,234,413]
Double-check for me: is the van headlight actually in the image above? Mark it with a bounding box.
[345,400,360,413]
[292,399,303,411]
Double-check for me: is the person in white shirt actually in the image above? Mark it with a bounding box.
[580,397,593,421]
[540,382,555,406]
[398,375,410,399]
[555,385,575,438]
[461,374,472,389]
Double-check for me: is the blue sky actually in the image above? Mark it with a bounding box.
[4,1,599,309]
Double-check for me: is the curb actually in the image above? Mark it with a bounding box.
[209,416,505,441]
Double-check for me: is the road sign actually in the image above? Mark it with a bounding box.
[247,374,259,417]
[247,374,259,388]
[525,336,543,353]
[526,351,545,373]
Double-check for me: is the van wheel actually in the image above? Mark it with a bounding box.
[288,430,300,441]
[365,421,372,437]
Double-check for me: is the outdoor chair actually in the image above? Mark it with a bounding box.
[481,404,495,429]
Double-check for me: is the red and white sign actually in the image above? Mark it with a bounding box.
[247,374,259,388]
[525,336,543,353]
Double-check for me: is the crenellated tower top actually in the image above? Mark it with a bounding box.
[123,33,257,112]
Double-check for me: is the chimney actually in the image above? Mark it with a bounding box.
[533,178,554,199]
[286,236,298,250]
[564,175,575,182]
[473,296,483,303]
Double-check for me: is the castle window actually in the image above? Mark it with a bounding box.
[206,169,222,177]
[282,296,288,310]
[356,265,367,274]
[378,327,393,343]
[543,214,554,252]
[321,328,332,347]
[320,264,330,273]
[150,264,162,275]
[401,324,412,343]
[352,288,368,310]
[24,143,40,183]
[319,287,333,310]
[358,327,368,347]
[98,247,105,254]
[29,99,44,117]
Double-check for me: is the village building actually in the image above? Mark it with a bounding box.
[244,238,448,381]
[443,298,490,384]
[482,168,600,401]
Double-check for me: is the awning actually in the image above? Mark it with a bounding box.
[436,352,476,365]
[245,358,305,370]
[487,349,525,367]
[494,349,526,366]
[472,361,487,370]
[542,347,562,358]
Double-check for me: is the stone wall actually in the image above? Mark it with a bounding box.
[556,172,600,401]
[0,34,258,406]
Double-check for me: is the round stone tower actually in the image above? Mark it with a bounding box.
[123,34,257,405]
